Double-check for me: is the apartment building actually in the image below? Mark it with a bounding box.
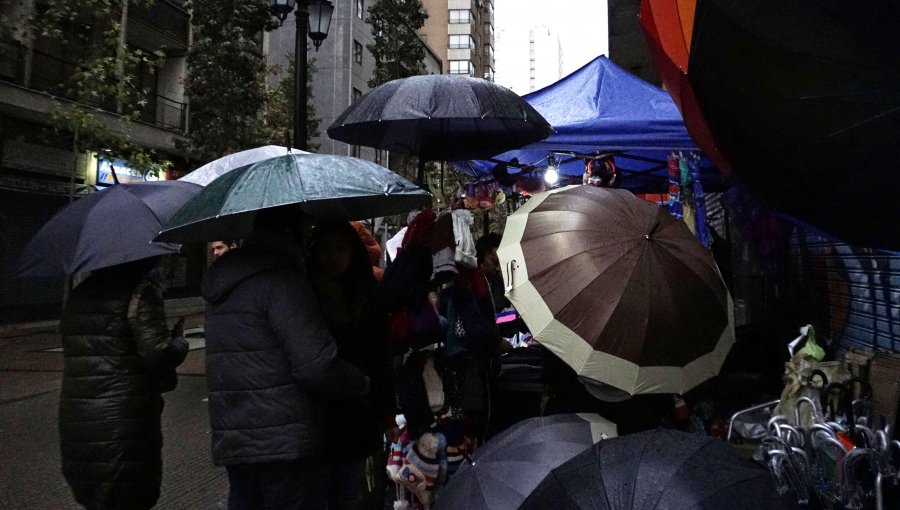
[419,0,495,81]
[0,0,198,320]
[495,24,563,94]
[608,0,659,85]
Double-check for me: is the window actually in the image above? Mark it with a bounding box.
[449,60,473,75]
[351,144,361,157]
[353,40,363,65]
[375,149,384,166]
[353,87,362,102]
[449,9,471,24]
[483,67,494,81]
[356,0,364,18]
[449,35,473,49]
[484,22,494,37]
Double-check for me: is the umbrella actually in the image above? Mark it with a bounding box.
[499,185,734,397]
[435,413,617,510]
[649,0,900,250]
[327,74,552,180]
[638,0,731,175]
[156,153,431,244]
[179,145,308,186]
[15,181,202,277]
[519,428,792,509]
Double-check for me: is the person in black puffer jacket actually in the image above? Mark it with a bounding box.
[203,211,371,510]
[59,257,189,510]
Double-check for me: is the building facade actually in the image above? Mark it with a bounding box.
[267,0,442,161]
[607,0,659,85]
[0,0,200,321]
[268,0,381,158]
[419,0,495,81]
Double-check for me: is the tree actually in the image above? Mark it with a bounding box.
[181,0,279,160]
[268,55,320,152]
[366,0,428,88]
[29,0,169,199]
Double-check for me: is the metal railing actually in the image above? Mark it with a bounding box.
[0,40,187,132]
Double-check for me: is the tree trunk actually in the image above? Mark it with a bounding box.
[116,0,129,115]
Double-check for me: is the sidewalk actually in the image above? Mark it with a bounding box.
[0,297,206,339]
[0,322,226,509]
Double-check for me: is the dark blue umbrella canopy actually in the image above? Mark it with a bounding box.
[520,428,790,510]
[327,74,553,162]
[435,414,617,510]
[15,181,202,277]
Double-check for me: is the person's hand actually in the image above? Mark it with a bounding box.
[170,317,185,339]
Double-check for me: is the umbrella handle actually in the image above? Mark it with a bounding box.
[505,259,518,292]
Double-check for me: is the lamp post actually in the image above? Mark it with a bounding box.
[270,0,334,151]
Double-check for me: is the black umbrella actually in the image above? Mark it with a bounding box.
[15,181,202,277]
[519,428,791,510]
[686,0,900,250]
[327,74,552,181]
[435,414,617,510]
[156,153,431,244]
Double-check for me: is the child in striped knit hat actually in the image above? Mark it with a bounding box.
[394,432,441,509]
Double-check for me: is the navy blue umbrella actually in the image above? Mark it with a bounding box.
[327,74,552,182]
[520,428,790,510]
[435,414,617,510]
[15,181,202,277]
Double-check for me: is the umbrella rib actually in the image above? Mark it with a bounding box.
[817,103,900,142]
[651,440,720,506]
[532,241,641,301]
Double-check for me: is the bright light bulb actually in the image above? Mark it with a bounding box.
[544,167,559,185]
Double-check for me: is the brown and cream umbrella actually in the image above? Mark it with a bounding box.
[499,185,734,397]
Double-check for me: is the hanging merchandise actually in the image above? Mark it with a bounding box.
[689,154,711,248]
[451,209,477,268]
[476,184,494,210]
[463,183,479,210]
[666,153,683,219]
[491,181,507,205]
[679,156,697,235]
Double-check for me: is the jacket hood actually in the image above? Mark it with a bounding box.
[202,230,305,304]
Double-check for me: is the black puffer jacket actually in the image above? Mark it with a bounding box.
[202,234,370,466]
[59,264,188,510]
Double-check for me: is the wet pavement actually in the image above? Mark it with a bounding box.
[0,325,228,509]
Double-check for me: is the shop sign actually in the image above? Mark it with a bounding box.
[97,157,163,185]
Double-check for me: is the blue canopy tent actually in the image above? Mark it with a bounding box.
[454,56,725,192]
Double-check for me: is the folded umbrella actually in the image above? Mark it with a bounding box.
[156,153,432,244]
[499,185,734,397]
[15,181,202,277]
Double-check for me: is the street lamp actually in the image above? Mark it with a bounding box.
[269,0,334,151]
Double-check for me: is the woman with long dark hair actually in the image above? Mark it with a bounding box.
[310,222,395,509]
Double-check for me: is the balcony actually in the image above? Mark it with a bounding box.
[0,40,187,133]
[128,0,191,52]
